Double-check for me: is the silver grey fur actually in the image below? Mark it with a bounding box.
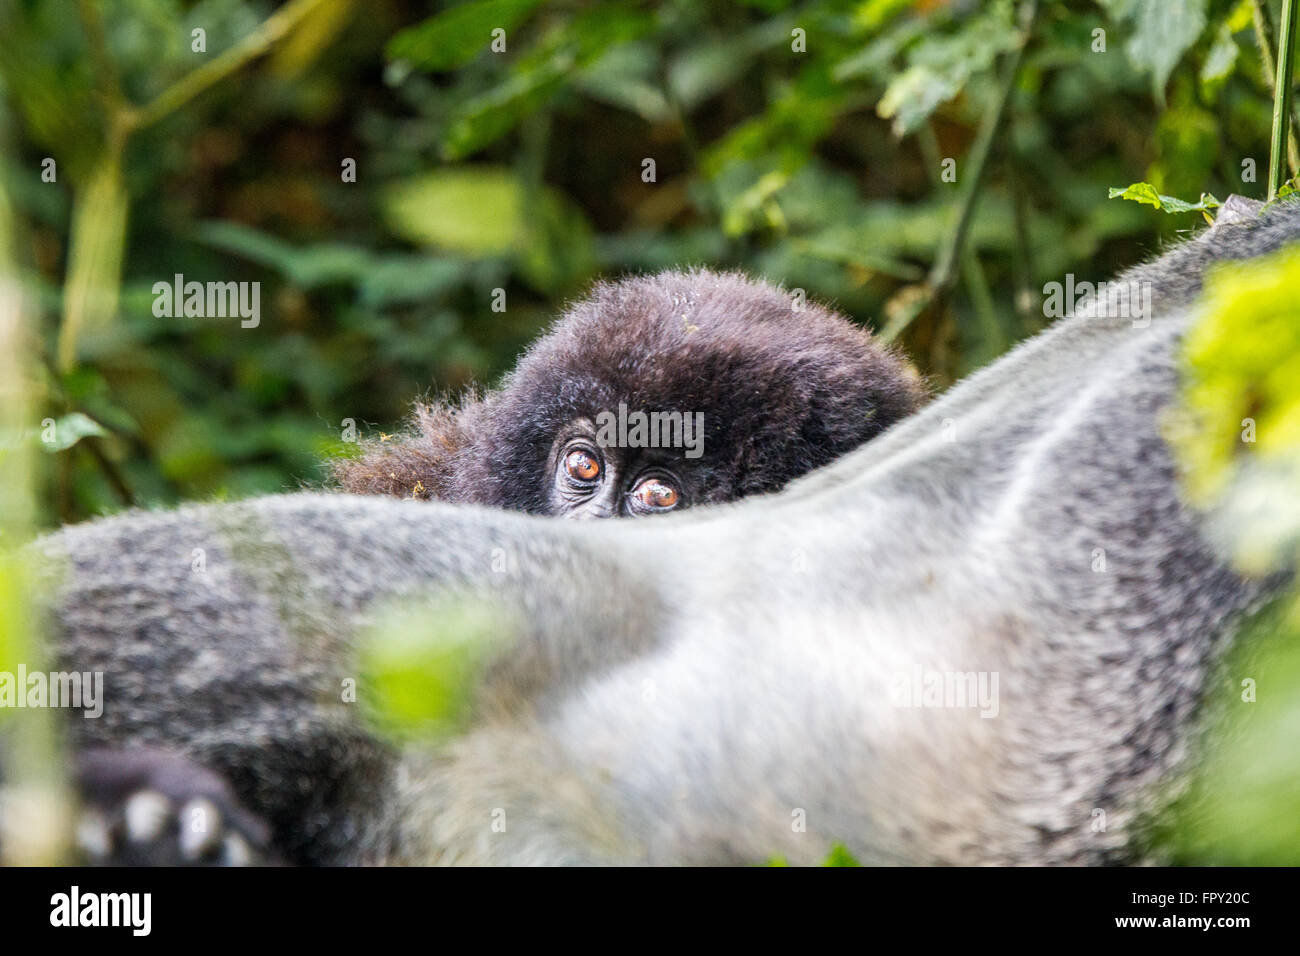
[20,199,1300,865]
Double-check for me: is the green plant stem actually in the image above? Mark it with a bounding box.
[124,0,329,133]
[76,0,126,113]
[0,179,71,865]
[1267,0,1300,198]
[879,0,1037,343]
[1009,160,1037,325]
[961,247,1003,358]
[928,0,1037,294]
[58,0,331,371]
[1253,0,1300,180]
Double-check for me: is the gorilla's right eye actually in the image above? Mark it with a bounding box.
[564,449,601,483]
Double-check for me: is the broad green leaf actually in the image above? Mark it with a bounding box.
[833,18,927,82]
[1199,22,1239,89]
[668,16,795,110]
[822,844,863,866]
[438,3,655,157]
[386,0,544,72]
[382,167,523,255]
[195,221,371,288]
[382,167,594,292]
[440,59,566,159]
[39,412,108,453]
[851,0,917,34]
[359,596,512,740]
[1156,600,1300,864]
[1108,182,1220,213]
[877,64,964,136]
[875,11,1019,136]
[1171,244,1300,574]
[194,222,467,306]
[788,237,924,281]
[575,43,673,122]
[517,189,598,295]
[357,257,466,308]
[1123,0,1210,100]
[1094,0,1139,19]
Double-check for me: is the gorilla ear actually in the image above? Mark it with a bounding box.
[330,395,480,501]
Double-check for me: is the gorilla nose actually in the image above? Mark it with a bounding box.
[567,504,614,520]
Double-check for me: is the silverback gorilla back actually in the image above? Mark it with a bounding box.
[21,199,1300,865]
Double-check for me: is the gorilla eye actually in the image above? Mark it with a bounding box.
[564,449,601,483]
[631,477,679,512]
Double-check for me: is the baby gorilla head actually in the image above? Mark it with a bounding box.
[332,269,926,517]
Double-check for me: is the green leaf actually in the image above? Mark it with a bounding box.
[195,222,371,288]
[441,59,566,159]
[1199,22,1240,89]
[877,64,963,137]
[1108,182,1220,213]
[357,257,466,309]
[359,596,512,740]
[1095,0,1139,19]
[788,236,924,281]
[852,0,918,34]
[194,222,468,306]
[1156,600,1300,864]
[875,11,1019,136]
[822,843,862,866]
[668,16,795,110]
[1171,243,1300,572]
[40,412,108,453]
[386,0,544,72]
[1122,0,1210,100]
[382,167,523,255]
[1107,181,1163,207]
[575,43,673,122]
[833,18,927,83]
[381,167,595,292]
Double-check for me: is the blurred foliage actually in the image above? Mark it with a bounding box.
[1161,242,1300,864]
[1156,600,1300,865]
[767,842,863,865]
[1172,243,1300,562]
[2,0,1296,524]
[0,173,71,864]
[1,0,1299,864]
[358,594,511,742]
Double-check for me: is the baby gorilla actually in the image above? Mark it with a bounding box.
[333,269,926,517]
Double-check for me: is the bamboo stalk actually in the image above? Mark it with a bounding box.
[1269,0,1299,199]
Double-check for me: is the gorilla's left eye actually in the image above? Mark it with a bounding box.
[564,449,601,483]
[630,477,680,512]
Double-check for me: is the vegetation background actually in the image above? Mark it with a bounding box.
[0,0,1284,522]
[1,0,1298,863]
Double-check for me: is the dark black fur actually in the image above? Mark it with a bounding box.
[333,269,926,511]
